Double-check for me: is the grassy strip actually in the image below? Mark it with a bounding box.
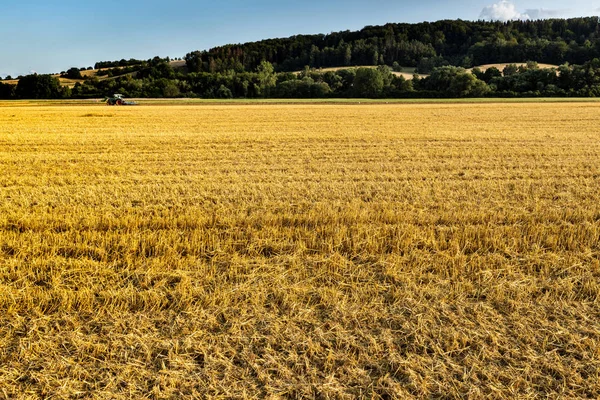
[2,97,600,107]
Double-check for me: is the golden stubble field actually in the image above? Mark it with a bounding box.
[0,102,599,399]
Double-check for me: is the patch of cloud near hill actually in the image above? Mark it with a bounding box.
[480,1,527,21]
[525,8,567,19]
[480,0,567,21]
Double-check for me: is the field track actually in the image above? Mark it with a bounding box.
[1,102,599,398]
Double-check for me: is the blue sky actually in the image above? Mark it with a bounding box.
[0,0,598,77]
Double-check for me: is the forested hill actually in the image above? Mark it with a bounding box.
[184,18,600,73]
[3,17,600,99]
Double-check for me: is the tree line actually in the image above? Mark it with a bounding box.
[3,58,600,99]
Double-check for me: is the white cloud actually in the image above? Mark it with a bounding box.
[525,8,569,19]
[480,1,572,21]
[480,1,529,21]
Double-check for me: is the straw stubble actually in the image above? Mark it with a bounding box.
[0,102,599,398]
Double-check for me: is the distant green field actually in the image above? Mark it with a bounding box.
[136,97,600,105]
[2,97,600,108]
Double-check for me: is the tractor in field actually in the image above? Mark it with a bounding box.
[103,94,137,106]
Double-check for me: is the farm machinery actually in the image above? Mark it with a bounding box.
[103,94,137,106]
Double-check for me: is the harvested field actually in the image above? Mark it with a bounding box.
[0,102,599,398]
[294,65,427,80]
[468,63,560,72]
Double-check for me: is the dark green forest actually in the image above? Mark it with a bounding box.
[2,17,600,99]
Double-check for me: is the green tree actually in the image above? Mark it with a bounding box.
[391,75,414,93]
[216,85,233,99]
[422,66,489,97]
[503,64,519,76]
[343,44,352,66]
[64,67,83,79]
[0,82,15,99]
[483,67,502,82]
[416,56,448,74]
[163,83,180,98]
[323,71,343,92]
[257,61,276,97]
[471,67,485,81]
[16,74,63,99]
[377,65,394,87]
[354,67,384,97]
[155,62,175,79]
[185,51,204,73]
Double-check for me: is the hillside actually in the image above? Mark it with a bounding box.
[2,17,600,99]
[294,66,429,80]
[3,64,422,87]
[2,60,186,87]
[1,62,562,88]
[184,17,600,74]
[468,63,559,72]
[308,63,561,81]
[3,17,599,84]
